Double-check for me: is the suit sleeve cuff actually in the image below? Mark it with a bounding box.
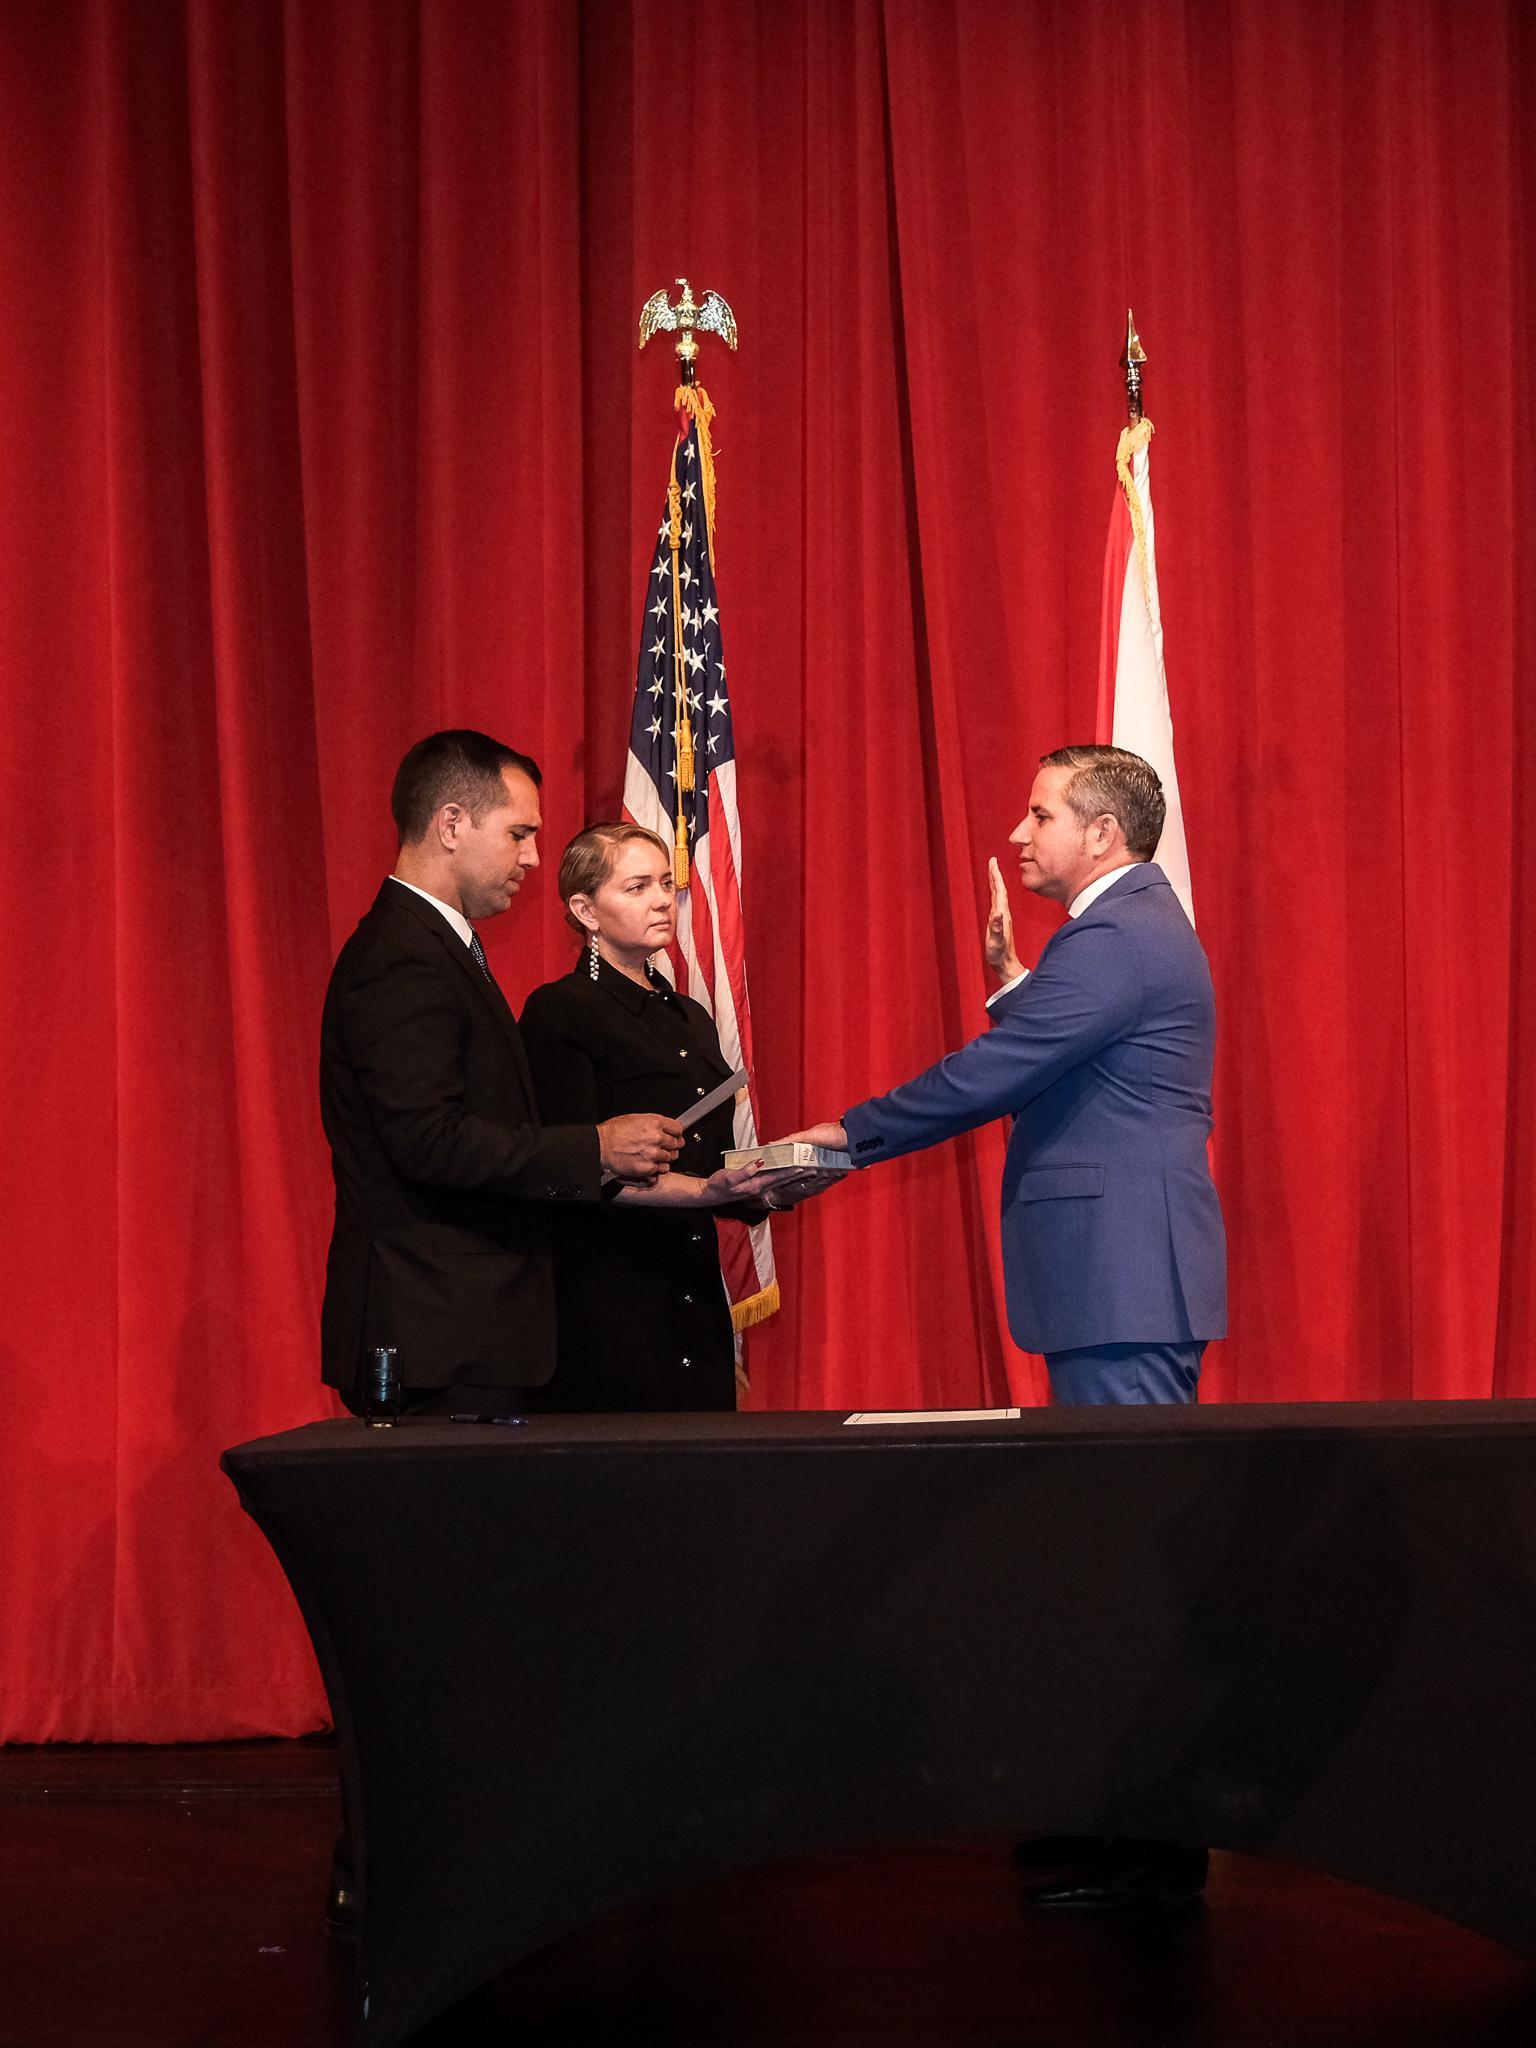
[539,1124,605,1202]
[841,1102,884,1164]
[985,969,1029,1010]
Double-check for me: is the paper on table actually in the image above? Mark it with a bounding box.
[843,1409,1023,1425]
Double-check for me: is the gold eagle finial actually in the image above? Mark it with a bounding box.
[638,278,739,364]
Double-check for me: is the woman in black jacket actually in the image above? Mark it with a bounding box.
[521,821,802,1411]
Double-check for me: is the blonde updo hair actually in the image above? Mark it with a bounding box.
[556,822,672,938]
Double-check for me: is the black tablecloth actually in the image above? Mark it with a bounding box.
[223,1402,1536,2046]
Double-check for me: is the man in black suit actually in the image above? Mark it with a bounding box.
[320,729,683,1415]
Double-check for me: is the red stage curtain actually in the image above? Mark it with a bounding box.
[1,0,1532,1740]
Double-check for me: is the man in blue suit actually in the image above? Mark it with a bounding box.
[797,745,1224,1909]
[798,746,1224,1908]
[799,743,1226,1408]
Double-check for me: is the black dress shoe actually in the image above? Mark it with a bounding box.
[1022,1840,1208,1912]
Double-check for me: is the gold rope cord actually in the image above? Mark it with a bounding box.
[666,384,717,886]
[673,382,782,1358]
[666,461,694,885]
[1115,414,1156,622]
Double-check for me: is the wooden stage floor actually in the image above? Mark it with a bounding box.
[3,1740,1534,2046]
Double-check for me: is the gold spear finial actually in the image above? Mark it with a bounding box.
[1122,309,1147,422]
[638,278,739,370]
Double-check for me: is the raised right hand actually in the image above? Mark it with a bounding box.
[597,1113,684,1181]
[985,856,1024,983]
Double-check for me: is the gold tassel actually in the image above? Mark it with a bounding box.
[675,711,695,792]
[730,1279,781,1335]
[674,811,690,888]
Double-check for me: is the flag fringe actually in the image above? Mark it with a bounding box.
[729,1279,780,1334]
[1114,414,1156,620]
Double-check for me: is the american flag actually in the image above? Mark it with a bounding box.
[622,386,778,1332]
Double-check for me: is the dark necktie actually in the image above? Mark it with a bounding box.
[469,932,496,985]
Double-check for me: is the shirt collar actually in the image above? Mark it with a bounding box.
[1067,861,1142,919]
[389,875,475,949]
[585,952,677,1012]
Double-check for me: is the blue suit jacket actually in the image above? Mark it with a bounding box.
[842,863,1227,1354]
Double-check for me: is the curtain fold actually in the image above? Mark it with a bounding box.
[2,0,1531,1738]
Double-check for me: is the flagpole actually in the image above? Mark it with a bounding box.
[670,305,699,851]
[1122,308,1146,423]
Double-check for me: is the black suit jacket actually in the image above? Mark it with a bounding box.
[319,881,602,1395]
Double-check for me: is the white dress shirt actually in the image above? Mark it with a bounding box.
[389,874,475,949]
[985,860,1142,1008]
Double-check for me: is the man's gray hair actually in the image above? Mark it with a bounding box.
[1040,745,1166,860]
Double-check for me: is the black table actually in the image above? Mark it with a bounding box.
[222,1403,1536,2047]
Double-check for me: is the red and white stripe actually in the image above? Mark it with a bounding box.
[623,750,775,1323]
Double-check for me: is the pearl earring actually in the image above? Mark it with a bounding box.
[587,933,600,981]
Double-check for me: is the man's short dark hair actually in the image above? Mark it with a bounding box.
[1040,745,1166,860]
[391,730,542,844]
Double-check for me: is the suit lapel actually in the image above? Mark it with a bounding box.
[377,884,538,1109]
[445,928,538,1102]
